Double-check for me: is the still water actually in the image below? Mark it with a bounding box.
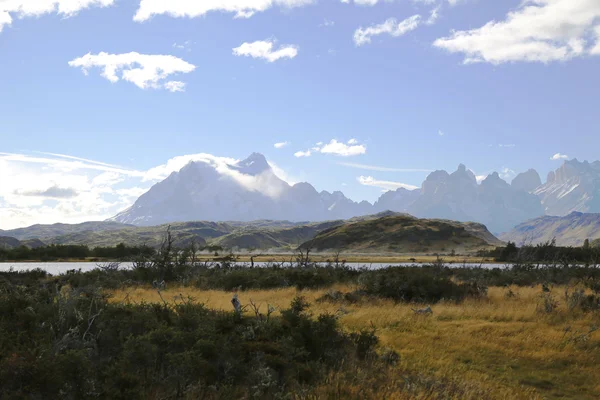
[0,261,506,275]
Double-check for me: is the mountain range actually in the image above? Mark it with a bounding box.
[111,153,600,235]
[501,212,600,247]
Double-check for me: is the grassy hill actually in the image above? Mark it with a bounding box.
[210,221,345,250]
[1,212,503,253]
[500,212,600,247]
[300,215,503,253]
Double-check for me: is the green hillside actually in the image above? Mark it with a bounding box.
[300,215,503,253]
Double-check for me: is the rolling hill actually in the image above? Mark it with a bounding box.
[299,214,503,254]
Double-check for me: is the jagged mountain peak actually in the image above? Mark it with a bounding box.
[512,169,542,193]
[231,152,271,175]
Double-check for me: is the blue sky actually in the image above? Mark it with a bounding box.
[1,0,599,229]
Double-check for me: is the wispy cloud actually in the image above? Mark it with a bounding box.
[354,15,422,46]
[233,40,298,62]
[320,18,335,27]
[358,176,419,191]
[274,141,290,149]
[69,52,196,91]
[134,0,315,21]
[0,0,115,33]
[338,162,433,172]
[550,153,569,161]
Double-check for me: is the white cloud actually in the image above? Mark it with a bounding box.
[134,0,315,21]
[426,5,441,25]
[347,138,358,144]
[173,40,193,52]
[354,15,422,46]
[550,153,569,160]
[475,175,487,184]
[267,161,297,185]
[164,81,187,92]
[438,130,445,136]
[498,144,516,148]
[0,0,115,32]
[320,18,335,27]
[338,162,433,172]
[0,151,297,229]
[319,139,366,156]
[0,153,147,230]
[434,0,600,64]
[358,176,419,191]
[233,40,298,62]
[68,52,196,91]
[499,167,516,181]
[274,141,289,149]
[294,150,312,158]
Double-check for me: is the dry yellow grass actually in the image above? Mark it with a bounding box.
[108,285,600,399]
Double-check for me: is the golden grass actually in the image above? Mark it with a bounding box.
[108,285,600,399]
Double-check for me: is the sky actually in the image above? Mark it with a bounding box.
[1,0,599,229]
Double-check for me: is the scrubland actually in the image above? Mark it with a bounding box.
[109,283,600,399]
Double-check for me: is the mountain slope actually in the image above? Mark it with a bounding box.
[301,214,503,253]
[408,166,543,234]
[535,159,600,216]
[1,221,132,241]
[110,153,370,226]
[500,212,600,247]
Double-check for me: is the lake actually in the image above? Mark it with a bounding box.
[0,261,508,275]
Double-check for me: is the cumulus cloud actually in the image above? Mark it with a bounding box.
[68,52,196,91]
[233,40,298,62]
[319,139,366,156]
[551,153,569,160]
[0,0,114,32]
[134,0,315,21]
[354,15,422,46]
[274,141,289,149]
[434,0,600,64]
[294,150,312,158]
[358,176,419,191]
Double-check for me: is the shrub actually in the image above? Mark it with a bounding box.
[0,272,379,399]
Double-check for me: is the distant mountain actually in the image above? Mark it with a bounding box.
[535,159,600,216]
[110,153,373,226]
[373,188,420,213]
[300,214,503,254]
[108,153,551,234]
[0,236,45,250]
[500,212,600,247]
[407,165,543,234]
[0,236,22,250]
[512,169,542,193]
[1,221,130,241]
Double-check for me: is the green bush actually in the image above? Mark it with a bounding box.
[0,274,374,399]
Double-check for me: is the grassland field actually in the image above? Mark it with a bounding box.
[108,283,600,399]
